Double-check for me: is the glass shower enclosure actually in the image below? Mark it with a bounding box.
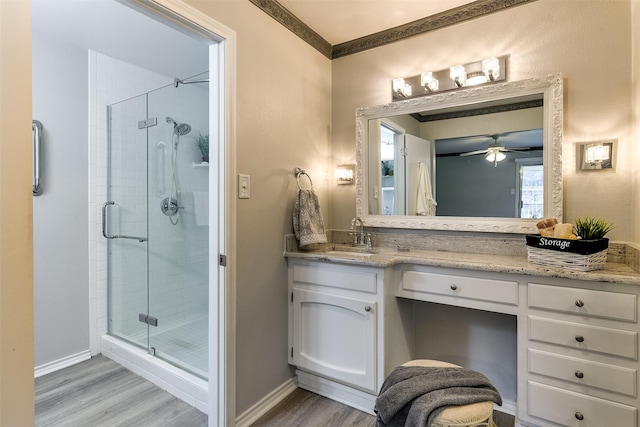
[105,73,209,379]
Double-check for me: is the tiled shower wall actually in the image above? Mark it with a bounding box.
[88,51,209,357]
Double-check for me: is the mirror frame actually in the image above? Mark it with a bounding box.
[355,73,563,234]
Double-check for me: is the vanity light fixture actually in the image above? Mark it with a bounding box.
[580,140,615,170]
[420,72,439,92]
[392,78,412,98]
[482,57,500,81]
[391,55,508,101]
[450,65,466,88]
[335,164,355,185]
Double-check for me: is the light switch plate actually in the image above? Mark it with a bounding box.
[239,174,250,199]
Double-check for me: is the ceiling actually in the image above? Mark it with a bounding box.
[277,0,476,45]
[31,0,209,80]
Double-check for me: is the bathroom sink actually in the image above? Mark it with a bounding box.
[324,250,375,258]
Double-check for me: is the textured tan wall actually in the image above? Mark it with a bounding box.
[633,0,640,243]
[186,0,332,416]
[0,0,35,424]
[331,0,634,241]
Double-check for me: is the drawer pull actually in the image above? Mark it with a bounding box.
[575,299,585,308]
[575,370,584,379]
[575,411,584,421]
[450,284,458,291]
[575,335,585,343]
[364,306,371,312]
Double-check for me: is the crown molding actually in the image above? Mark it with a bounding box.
[248,0,333,59]
[333,0,537,58]
[250,0,537,60]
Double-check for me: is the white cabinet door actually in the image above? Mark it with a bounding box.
[292,288,377,392]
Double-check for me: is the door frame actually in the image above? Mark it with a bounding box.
[125,1,236,425]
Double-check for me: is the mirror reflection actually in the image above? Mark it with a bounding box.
[369,94,544,219]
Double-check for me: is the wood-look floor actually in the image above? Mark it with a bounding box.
[36,355,515,427]
[251,388,516,427]
[35,355,208,427]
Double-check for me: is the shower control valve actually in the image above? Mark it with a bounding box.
[160,197,183,216]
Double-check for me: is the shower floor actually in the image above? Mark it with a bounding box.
[126,313,208,379]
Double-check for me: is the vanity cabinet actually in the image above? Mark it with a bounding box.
[524,282,639,427]
[286,254,640,426]
[290,288,376,391]
[288,259,387,396]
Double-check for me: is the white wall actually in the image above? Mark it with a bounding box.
[331,0,634,241]
[32,32,90,370]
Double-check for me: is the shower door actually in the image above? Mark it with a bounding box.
[107,75,209,379]
[107,93,150,351]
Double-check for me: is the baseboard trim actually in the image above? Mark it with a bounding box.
[296,370,377,415]
[235,377,298,427]
[34,349,92,378]
[497,399,517,417]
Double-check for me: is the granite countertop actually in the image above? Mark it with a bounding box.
[285,245,640,286]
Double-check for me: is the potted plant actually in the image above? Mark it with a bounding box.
[573,216,614,240]
[195,132,209,163]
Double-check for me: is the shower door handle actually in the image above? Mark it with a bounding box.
[102,201,148,242]
[32,120,43,196]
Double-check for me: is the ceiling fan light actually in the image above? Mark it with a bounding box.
[485,151,506,162]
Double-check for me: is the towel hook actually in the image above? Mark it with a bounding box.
[294,167,313,191]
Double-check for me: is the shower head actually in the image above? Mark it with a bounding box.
[165,116,192,136]
[174,123,192,136]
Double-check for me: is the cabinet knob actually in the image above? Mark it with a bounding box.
[364,306,371,312]
[575,370,584,379]
[450,284,458,291]
[575,335,585,343]
[575,411,584,421]
[575,299,585,308]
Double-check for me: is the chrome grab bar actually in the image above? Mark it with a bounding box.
[102,201,148,242]
[32,120,43,196]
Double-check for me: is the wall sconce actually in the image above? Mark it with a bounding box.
[335,164,355,184]
[580,140,615,170]
[391,55,508,101]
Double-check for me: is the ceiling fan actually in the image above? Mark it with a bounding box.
[459,133,530,167]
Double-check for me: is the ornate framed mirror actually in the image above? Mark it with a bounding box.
[355,73,563,233]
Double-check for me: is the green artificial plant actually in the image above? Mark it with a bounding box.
[195,132,209,162]
[573,217,614,240]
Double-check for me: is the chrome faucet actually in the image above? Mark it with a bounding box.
[350,216,369,248]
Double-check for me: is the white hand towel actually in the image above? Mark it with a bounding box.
[193,191,209,226]
[416,162,437,216]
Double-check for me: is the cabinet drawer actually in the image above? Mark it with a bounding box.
[528,348,637,397]
[529,283,637,322]
[401,271,518,306]
[293,263,377,293]
[529,316,638,359]
[528,381,637,427]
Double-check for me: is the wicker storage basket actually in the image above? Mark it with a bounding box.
[525,235,609,272]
